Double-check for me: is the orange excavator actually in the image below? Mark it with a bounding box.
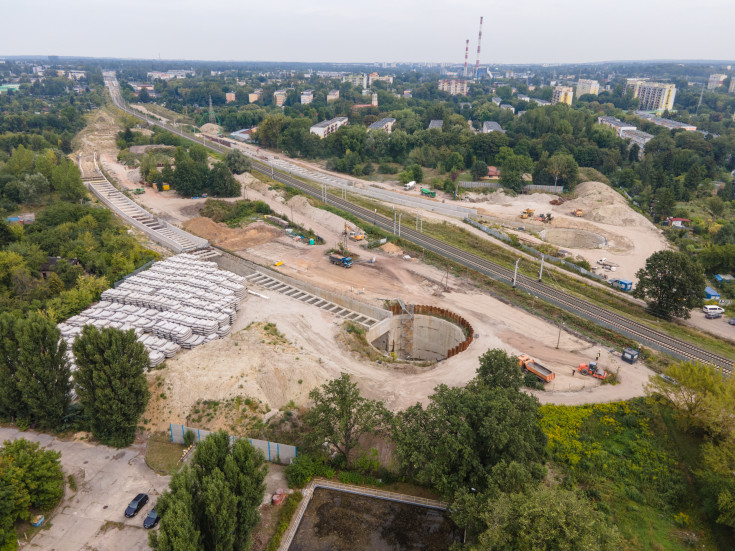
[577,361,607,380]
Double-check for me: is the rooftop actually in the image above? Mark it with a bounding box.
[428,120,443,129]
[311,116,348,129]
[368,117,396,130]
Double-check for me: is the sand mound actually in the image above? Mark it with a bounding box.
[286,195,350,235]
[184,218,282,250]
[380,242,404,255]
[567,181,652,228]
[200,123,222,134]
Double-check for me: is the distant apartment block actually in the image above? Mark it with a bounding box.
[729,79,735,94]
[225,92,236,103]
[500,104,515,114]
[428,120,443,130]
[342,73,368,88]
[530,98,551,106]
[438,79,469,96]
[310,117,348,138]
[147,70,194,81]
[576,79,600,97]
[708,73,728,90]
[371,92,378,107]
[482,121,505,134]
[491,97,502,106]
[301,89,314,104]
[625,80,676,112]
[367,117,396,133]
[67,70,86,81]
[368,72,393,86]
[273,89,287,107]
[633,111,696,131]
[552,86,574,106]
[327,89,339,102]
[597,116,636,137]
[248,89,262,103]
[517,94,531,102]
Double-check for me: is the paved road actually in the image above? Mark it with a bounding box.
[1,428,170,551]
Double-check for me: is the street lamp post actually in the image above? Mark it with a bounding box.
[556,322,565,349]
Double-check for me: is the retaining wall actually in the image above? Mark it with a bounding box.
[366,314,464,361]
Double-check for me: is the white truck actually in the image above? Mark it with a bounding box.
[403,181,416,191]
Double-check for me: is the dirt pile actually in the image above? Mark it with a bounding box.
[183,218,282,250]
[380,242,404,255]
[286,196,350,235]
[566,181,653,228]
[200,123,222,135]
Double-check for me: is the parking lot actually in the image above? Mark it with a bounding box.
[0,428,170,551]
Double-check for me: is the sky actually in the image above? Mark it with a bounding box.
[3,0,734,65]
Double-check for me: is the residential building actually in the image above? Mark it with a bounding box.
[597,116,636,137]
[530,98,551,106]
[428,120,443,130]
[491,97,502,106]
[310,117,349,138]
[438,79,468,96]
[633,111,696,131]
[708,73,728,90]
[371,93,378,107]
[342,73,368,88]
[576,79,600,97]
[130,83,155,92]
[482,121,505,134]
[0,84,21,94]
[248,89,262,103]
[517,94,531,102]
[500,104,515,114]
[67,70,86,80]
[620,128,654,156]
[625,80,676,112]
[368,72,393,86]
[225,92,236,103]
[367,118,396,133]
[147,70,194,81]
[327,89,339,102]
[403,90,412,99]
[552,86,574,106]
[273,89,287,107]
[487,166,500,178]
[729,79,735,94]
[300,89,314,104]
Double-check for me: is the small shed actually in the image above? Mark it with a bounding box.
[714,274,734,283]
[616,279,633,292]
[704,286,721,300]
[622,348,640,364]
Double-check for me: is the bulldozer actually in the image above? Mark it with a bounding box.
[573,208,583,217]
[520,208,535,219]
[577,361,607,380]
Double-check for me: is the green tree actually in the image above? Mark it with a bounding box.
[72,326,150,447]
[0,313,25,422]
[546,153,579,191]
[471,160,489,181]
[476,348,522,390]
[207,162,240,197]
[16,313,71,430]
[633,251,706,320]
[34,149,58,180]
[304,373,390,466]
[51,159,86,202]
[653,187,676,219]
[475,486,622,550]
[224,149,251,175]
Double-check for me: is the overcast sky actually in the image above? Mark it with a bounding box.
[4,0,734,65]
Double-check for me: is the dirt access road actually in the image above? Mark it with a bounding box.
[1,428,169,551]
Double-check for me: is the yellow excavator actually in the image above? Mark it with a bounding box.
[520,208,535,219]
[573,208,583,217]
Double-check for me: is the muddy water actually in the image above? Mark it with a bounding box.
[289,488,461,550]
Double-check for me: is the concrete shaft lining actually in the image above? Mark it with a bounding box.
[367,314,465,361]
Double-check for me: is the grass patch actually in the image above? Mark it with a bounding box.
[145,432,185,475]
[340,322,390,362]
[265,492,303,551]
[578,167,611,185]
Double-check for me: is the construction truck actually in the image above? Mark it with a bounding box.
[404,181,416,191]
[520,208,535,219]
[573,208,583,217]
[536,213,553,223]
[577,361,607,380]
[132,188,145,195]
[421,188,436,198]
[518,354,556,383]
[329,254,353,268]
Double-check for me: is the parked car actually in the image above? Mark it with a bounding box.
[124,493,149,518]
[143,508,159,529]
[729,318,735,326]
[705,312,722,319]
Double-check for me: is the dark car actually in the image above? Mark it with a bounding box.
[143,508,159,529]
[705,312,722,319]
[124,493,149,518]
[729,318,735,326]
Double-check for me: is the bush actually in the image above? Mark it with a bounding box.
[265,492,303,551]
[337,470,382,486]
[285,454,335,488]
[184,430,196,447]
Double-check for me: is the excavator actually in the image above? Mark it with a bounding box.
[573,208,583,217]
[345,223,365,241]
[577,361,607,380]
[520,208,535,219]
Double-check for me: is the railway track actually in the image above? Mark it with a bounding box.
[104,77,733,373]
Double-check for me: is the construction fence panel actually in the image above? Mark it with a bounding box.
[523,184,565,194]
[169,423,297,465]
[458,181,502,189]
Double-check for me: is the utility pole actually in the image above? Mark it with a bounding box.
[512,258,520,288]
[538,255,545,281]
[556,322,565,349]
[398,213,403,237]
[393,210,397,234]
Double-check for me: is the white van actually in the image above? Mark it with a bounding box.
[703,305,724,315]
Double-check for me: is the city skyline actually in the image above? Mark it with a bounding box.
[3,0,734,65]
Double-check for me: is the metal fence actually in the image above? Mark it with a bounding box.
[523,184,565,193]
[169,423,297,464]
[458,181,502,189]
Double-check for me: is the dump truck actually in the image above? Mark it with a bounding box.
[520,208,535,219]
[577,361,607,380]
[329,254,353,268]
[518,354,556,383]
[421,188,436,198]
